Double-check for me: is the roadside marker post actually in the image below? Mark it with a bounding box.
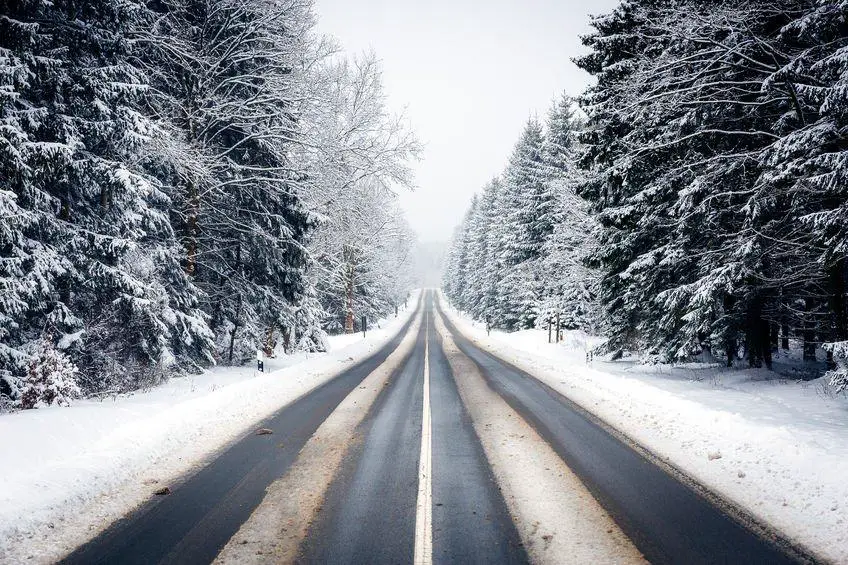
[256,349,264,373]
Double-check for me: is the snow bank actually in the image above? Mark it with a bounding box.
[440,295,848,563]
[0,292,420,563]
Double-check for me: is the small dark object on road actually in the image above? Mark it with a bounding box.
[256,428,274,435]
[153,487,171,496]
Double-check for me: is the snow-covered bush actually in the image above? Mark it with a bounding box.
[823,342,848,395]
[297,327,330,353]
[19,339,82,409]
[0,371,20,413]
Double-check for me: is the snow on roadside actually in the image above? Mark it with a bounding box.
[439,294,848,564]
[0,292,420,564]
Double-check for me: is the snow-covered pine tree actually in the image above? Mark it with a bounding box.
[443,197,477,313]
[503,118,550,265]
[539,94,598,332]
[775,2,848,369]
[576,0,819,365]
[495,118,550,330]
[480,178,509,326]
[0,188,46,402]
[576,0,698,360]
[0,0,214,397]
[19,335,81,409]
[462,179,500,321]
[442,227,462,306]
[444,113,586,333]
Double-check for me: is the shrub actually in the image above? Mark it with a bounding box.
[19,338,82,409]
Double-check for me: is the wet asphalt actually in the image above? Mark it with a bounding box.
[299,292,527,564]
[59,289,810,565]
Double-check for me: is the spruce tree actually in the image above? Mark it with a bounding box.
[539,95,598,331]
[492,119,549,330]
[462,179,499,321]
[0,0,214,395]
[576,0,814,364]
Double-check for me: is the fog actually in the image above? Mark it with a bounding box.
[314,0,621,244]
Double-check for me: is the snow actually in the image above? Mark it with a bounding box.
[440,294,848,564]
[0,291,419,564]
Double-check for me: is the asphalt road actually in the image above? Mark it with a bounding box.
[59,289,811,565]
[299,294,527,564]
[297,312,425,564]
[61,297,421,565]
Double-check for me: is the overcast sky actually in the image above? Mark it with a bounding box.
[314,0,621,243]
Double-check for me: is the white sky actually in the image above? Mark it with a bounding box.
[314,0,621,243]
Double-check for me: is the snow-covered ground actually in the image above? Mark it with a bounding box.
[0,292,419,564]
[440,296,848,564]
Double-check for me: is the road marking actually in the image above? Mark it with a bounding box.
[414,310,433,565]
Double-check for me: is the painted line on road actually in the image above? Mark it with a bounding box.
[414,310,433,565]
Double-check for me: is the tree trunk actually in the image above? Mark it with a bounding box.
[184,179,199,276]
[770,322,779,353]
[228,293,243,364]
[282,327,291,355]
[264,325,276,357]
[829,258,848,341]
[803,299,817,362]
[344,262,355,334]
[761,318,772,370]
[555,312,561,343]
[343,244,356,334]
[781,321,790,351]
[746,297,771,369]
[228,323,238,364]
[724,295,737,367]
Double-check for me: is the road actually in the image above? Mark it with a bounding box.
[61,290,813,565]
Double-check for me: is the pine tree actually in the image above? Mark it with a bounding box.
[494,119,549,330]
[539,95,598,331]
[462,179,500,320]
[443,198,477,312]
[576,0,819,364]
[765,2,848,372]
[19,336,81,409]
[443,111,595,334]
[502,118,550,265]
[0,0,215,394]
